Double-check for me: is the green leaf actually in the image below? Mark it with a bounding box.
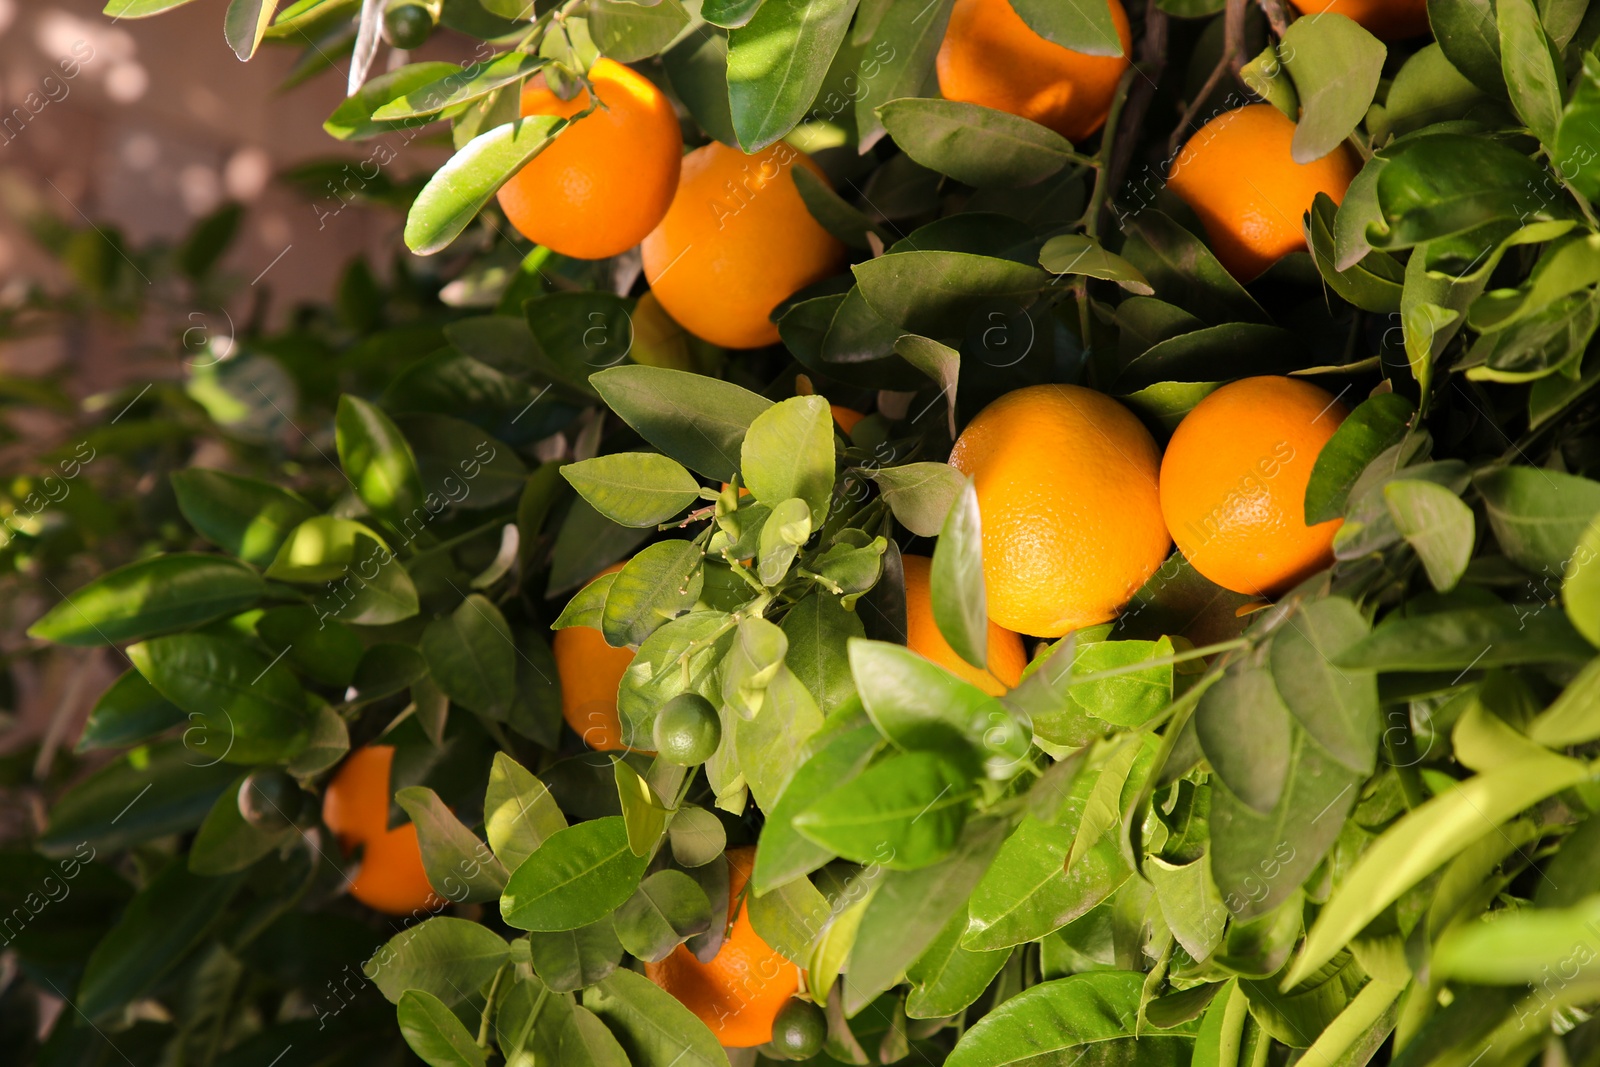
[669,806,727,867]
[1564,512,1600,647]
[1210,723,1362,923]
[614,869,715,962]
[588,0,690,62]
[128,633,313,765]
[527,919,624,992]
[1286,750,1592,986]
[869,462,965,538]
[1434,894,1600,983]
[398,989,487,1067]
[844,816,1009,1013]
[562,453,703,528]
[325,62,463,140]
[736,667,826,808]
[224,0,279,60]
[723,615,789,720]
[369,916,509,1006]
[1497,0,1563,146]
[929,480,990,681]
[1386,479,1476,592]
[1334,604,1595,670]
[103,0,201,14]
[1197,667,1292,814]
[1528,657,1600,746]
[501,817,650,931]
[742,395,836,528]
[1040,234,1154,294]
[421,593,517,719]
[601,539,704,648]
[373,51,546,120]
[1121,211,1267,326]
[28,554,266,647]
[947,971,1196,1067]
[1308,193,1403,313]
[396,413,528,509]
[406,115,566,255]
[727,0,857,150]
[795,751,976,870]
[1429,0,1506,96]
[396,786,509,905]
[1477,466,1600,574]
[337,395,425,528]
[781,592,863,715]
[77,861,243,1022]
[752,712,882,893]
[1554,51,1600,202]
[560,1004,632,1067]
[852,0,956,150]
[591,366,773,482]
[615,758,670,858]
[905,905,1011,1019]
[77,670,186,752]
[1268,598,1379,775]
[1278,13,1386,163]
[189,776,293,876]
[1303,392,1415,524]
[485,753,568,872]
[1371,135,1562,252]
[264,516,378,582]
[583,968,730,1067]
[853,251,1051,338]
[879,98,1079,187]
[847,638,998,762]
[42,741,236,854]
[320,532,421,626]
[1007,0,1122,56]
[170,469,317,567]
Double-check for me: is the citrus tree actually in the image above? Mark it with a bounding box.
[14,0,1600,1064]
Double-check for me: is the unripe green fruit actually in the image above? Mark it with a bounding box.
[769,997,826,1060]
[238,769,304,830]
[382,2,435,49]
[652,693,722,765]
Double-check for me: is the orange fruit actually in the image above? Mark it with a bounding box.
[1159,376,1349,596]
[553,562,639,751]
[348,822,437,916]
[645,847,802,1047]
[831,405,865,435]
[642,141,846,349]
[496,58,682,260]
[937,0,1132,142]
[321,745,439,917]
[948,385,1169,638]
[1288,0,1430,39]
[1167,103,1360,281]
[901,554,1027,695]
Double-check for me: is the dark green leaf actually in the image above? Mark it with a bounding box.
[869,462,965,538]
[369,916,510,1005]
[373,51,546,120]
[591,366,773,482]
[1497,0,1563,145]
[1477,466,1600,574]
[794,751,976,870]
[28,554,266,647]
[398,989,487,1067]
[421,594,517,719]
[1334,605,1594,670]
[600,539,704,648]
[1304,392,1415,524]
[583,968,729,1067]
[42,741,236,854]
[1278,12,1386,163]
[77,670,186,752]
[527,919,625,992]
[614,869,715,962]
[1040,234,1154,293]
[189,776,293,876]
[589,0,690,62]
[396,786,509,905]
[128,633,313,765]
[1007,0,1122,55]
[1268,598,1379,775]
[879,98,1078,187]
[931,477,987,671]
[562,453,702,528]
[170,469,317,567]
[853,251,1051,338]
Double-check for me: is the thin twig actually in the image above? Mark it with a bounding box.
[1167,0,1250,158]
[1255,0,1292,38]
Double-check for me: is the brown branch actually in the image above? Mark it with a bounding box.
[1167,0,1249,159]
[1104,0,1169,230]
[1255,0,1293,38]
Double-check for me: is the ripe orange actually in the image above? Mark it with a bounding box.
[901,554,1027,695]
[948,385,1169,638]
[1288,0,1430,39]
[937,0,1132,143]
[496,58,682,260]
[641,141,846,349]
[1167,104,1360,280]
[321,745,439,916]
[1160,376,1348,596]
[553,562,639,751]
[645,847,802,1048]
[831,405,865,435]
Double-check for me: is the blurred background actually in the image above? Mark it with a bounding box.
[0,0,466,841]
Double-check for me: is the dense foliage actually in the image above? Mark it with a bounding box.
[13,0,1600,1065]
